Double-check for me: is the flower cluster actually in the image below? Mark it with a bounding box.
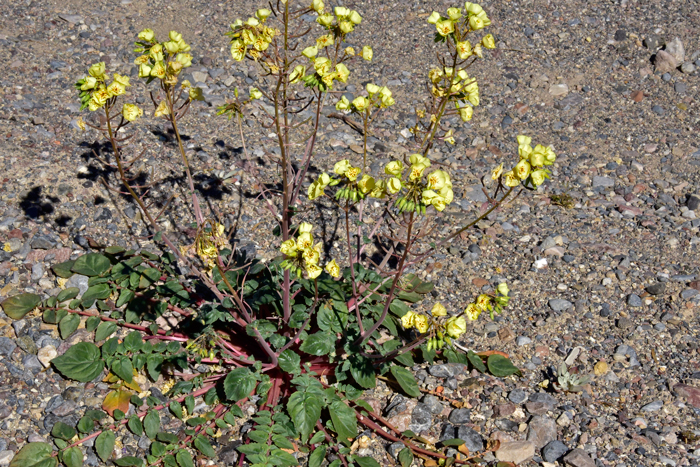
[228,9,278,62]
[428,2,492,34]
[280,223,340,279]
[382,155,454,214]
[428,67,480,122]
[75,63,143,122]
[308,160,387,203]
[492,135,556,188]
[135,30,193,87]
[336,83,394,113]
[463,283,510,321]
[180,222,228,270]
[401,302,468,351]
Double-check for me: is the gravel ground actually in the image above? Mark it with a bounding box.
[1,0,700,466]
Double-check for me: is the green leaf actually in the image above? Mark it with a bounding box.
[51,421,76,440]
[156,432,178,445]
[349,355,375,389]
[111,357,134,383]
[309,445,327,467]
[193,436,216,458]
[144,410,160,439]
[52,342,104,382]
[128,415,143,436]
[116,289,135,308]
[62,447,83,467]
[85,316,101,332]
[390,365,421,398]
[71,253,111,276]
[278,350,301,374]
[299,332,334,356]
[354,456,381,467]
[398,448,414,467]
[114,457,143,467]
[123,331,143,352]
[329,400,357,444]
[287,389,323,441]
[77,416,95,434]
[52,260,76,278]
[81,284,111,306]
[444,348,468,365]
[1,293,41,319]
[57,288,80,303]
[271,435,294,450]
[94,321,118,342]
[146,354,164,381]
[8,443,57,467]
[487,354,521,377]
[223,368,256,402]
[95,431,115,463]
[440,439,465,446]
[170,400,183,419]
[43,308,67,324]
[105,246,126,255]
[269,448,298,467]
[59,313,81,339]
[102,337,119,357]
[317,303,348,333]
[176,450,194,467]
[467,351,487,373]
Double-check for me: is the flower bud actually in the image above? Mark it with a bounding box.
[497,283,509,296]
[256,8,272,21]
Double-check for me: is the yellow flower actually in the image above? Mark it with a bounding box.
[435,19,454,36]
[482,34,496,49]
[334,6,350,16]
[431,302,447,317]
[88,99,102,112]
[245,17,260,27]
[134,55,149,65]
[280,239,297,256]
[150,61,166,79]
[298,222,314,234]
[303,248,320,266]
[530,169,547,187]
[290,65,306,84]
[122,103,143,122]
[387,177,402,194]
[473,43,483,58]
[164,40,180,54]
[107,81,126,97]
[306,263,323,279]
[80,76,97,90]
[302,46,318,59]
[325,259,341,278]
[361,45,373,61]
[113,74,130,87]
[447,7,462,20]
[311,0,324,14]
[335,63,350,83]
[230,40,246,61]
[401,310,416,329]
[464,2,484,16]
[92,87,111,106]
[445,316,467,337]
[297,232,314,250]
[345,167,361,182]
[476,294,491,311]
[317,173,331,187]
[409,153,431,167]
[308,181,325,200]
[256,8,272,21]
[384,161,403,176]
[427,170,449,190]
[543,146,556,165]
[345,46,356,56]
[516,134,532,147]
[515,159,531,180]
[491,163,503,180]
[432,197,446,211]
[138,28,155,42]
[313,57,331,75]
[357,174,375,194]
[529,151,545,167]
[189,87,204,101]
[497,283,509,296]
[339,21,354,34]
[464,303,481,321]
[458,105,473,122]
[149,44,164,62]
[176,53,193,68]
[336,96,350,111]
[469,16,486,31]
[352,96,369,112]
[249,87,263,100]
[366,83,381,96]
[76,117,86,131]
[349,10,362,24]
[334,160,351,175]
[414,314,429,334]
[89,62,106,80]
[427,11,441,24]
[317,34,334,49]
[456,41,472,59]
[369,179,387,199]
[154,100,170,117]
[503,170,520,187]
[317,14,334,27]
[176,39,191,53]
[421,189,439,205]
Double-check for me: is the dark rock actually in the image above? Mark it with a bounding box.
[543,440,569,462]
[456,426,484,452]
[527,415,557,448]
[409,403,433,433]
[645,282,666,295]
[525,393,557,415]
[448,408,471,424]
[421,395,443,415]
[0,337,17,356]
[428,363,467,378]
[563,448,596,467]
[627,294,642,307]
[509,388,528,404]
